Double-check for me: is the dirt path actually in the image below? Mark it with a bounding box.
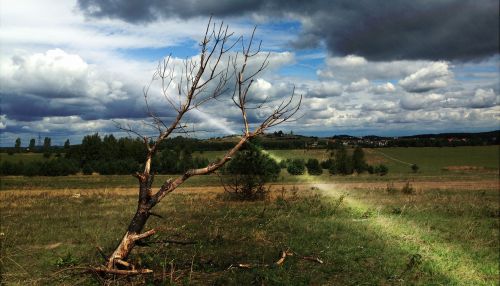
[0,179,497,198]
[369,149,413,166]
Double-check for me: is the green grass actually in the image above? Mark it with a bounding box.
[0,153,46,163]
[368,146,499,174]
[1,183,498,285]
[197,146,499,174]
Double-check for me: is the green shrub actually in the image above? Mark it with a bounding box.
[375,164,389,176]
[320,158,334,169]
[411,164,419,173]
[287,159,305,175]
[306,158,323,175]
[352,146,367,173]
[223,142,280,200]
[82,164,93,175]
[329,146,353,175]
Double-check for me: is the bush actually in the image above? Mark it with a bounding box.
[287,159,305,175]
[42,158,79,176]
[352,146,367,173]
[223,142,280,200]
[24,162,41,177]
[411,164,419,173]
[82,164,93,175]
[320,158,334,170]
[306,158,323,175]
[329,146,353,175]
[366,165,374,174]
[374,164,388,176]
[0,161,23,175]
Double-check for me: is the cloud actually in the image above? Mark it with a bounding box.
[307,81,343,98]
[467,88,497,108]
[347,78,370,92]
[77,0,499,61]
[399,62,452,93]
[318,55,440,82]
[400,93,445,110]
[0,49,143,121]
[371,82,395,94]
[1,49,128,101]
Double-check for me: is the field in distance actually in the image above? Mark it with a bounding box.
[1,146,497,190]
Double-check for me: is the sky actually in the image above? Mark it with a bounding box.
[0,0,499,146]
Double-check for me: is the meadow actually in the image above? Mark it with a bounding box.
[0,146,498,285]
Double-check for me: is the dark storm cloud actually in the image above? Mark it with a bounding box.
[0,90,149,122]
[0,92,99,121]
[77,0,499,61]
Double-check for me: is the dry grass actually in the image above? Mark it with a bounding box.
[1,179,498,285]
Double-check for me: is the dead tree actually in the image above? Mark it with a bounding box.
[101,18,301,274]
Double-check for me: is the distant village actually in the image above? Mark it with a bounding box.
[267,130,499,149]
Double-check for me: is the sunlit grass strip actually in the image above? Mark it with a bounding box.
[262,149,496,284]
[317,184,496,285]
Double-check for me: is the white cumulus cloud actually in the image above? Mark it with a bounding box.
[399,62,452,93]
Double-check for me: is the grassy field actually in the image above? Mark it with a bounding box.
[0,153,46,163]
[1,146,498,190]
[0,146,498,284]
[366,146,499,174]
[198,146,499,174]
[1,182,498,285]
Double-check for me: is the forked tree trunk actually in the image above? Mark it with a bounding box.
[106,177,157,269]
[104,138,250,271]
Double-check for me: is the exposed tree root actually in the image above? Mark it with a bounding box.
[93,267,153,276]
[228,248,323,270]
[301,256,324,264]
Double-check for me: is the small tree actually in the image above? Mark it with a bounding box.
[352,146,367,173]
[29,138,36,151]
[411,164,419,173]
[320,158,334,169]
[43,137,51,157]
[306,158,323,175]
[287,159,306,175]
[64,139,70,150]
[222,142,280,200]
[375,164,389,176]
[14,138,21,153]
[330,146,353,175]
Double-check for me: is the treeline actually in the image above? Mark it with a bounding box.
[0,157,79,176]
[280,146,388,176]
[0,134,210,176]
[384,137,498,147]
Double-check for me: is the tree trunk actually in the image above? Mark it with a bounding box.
[106,178,156,269]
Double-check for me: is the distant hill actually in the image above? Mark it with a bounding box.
[400,130,499,140]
